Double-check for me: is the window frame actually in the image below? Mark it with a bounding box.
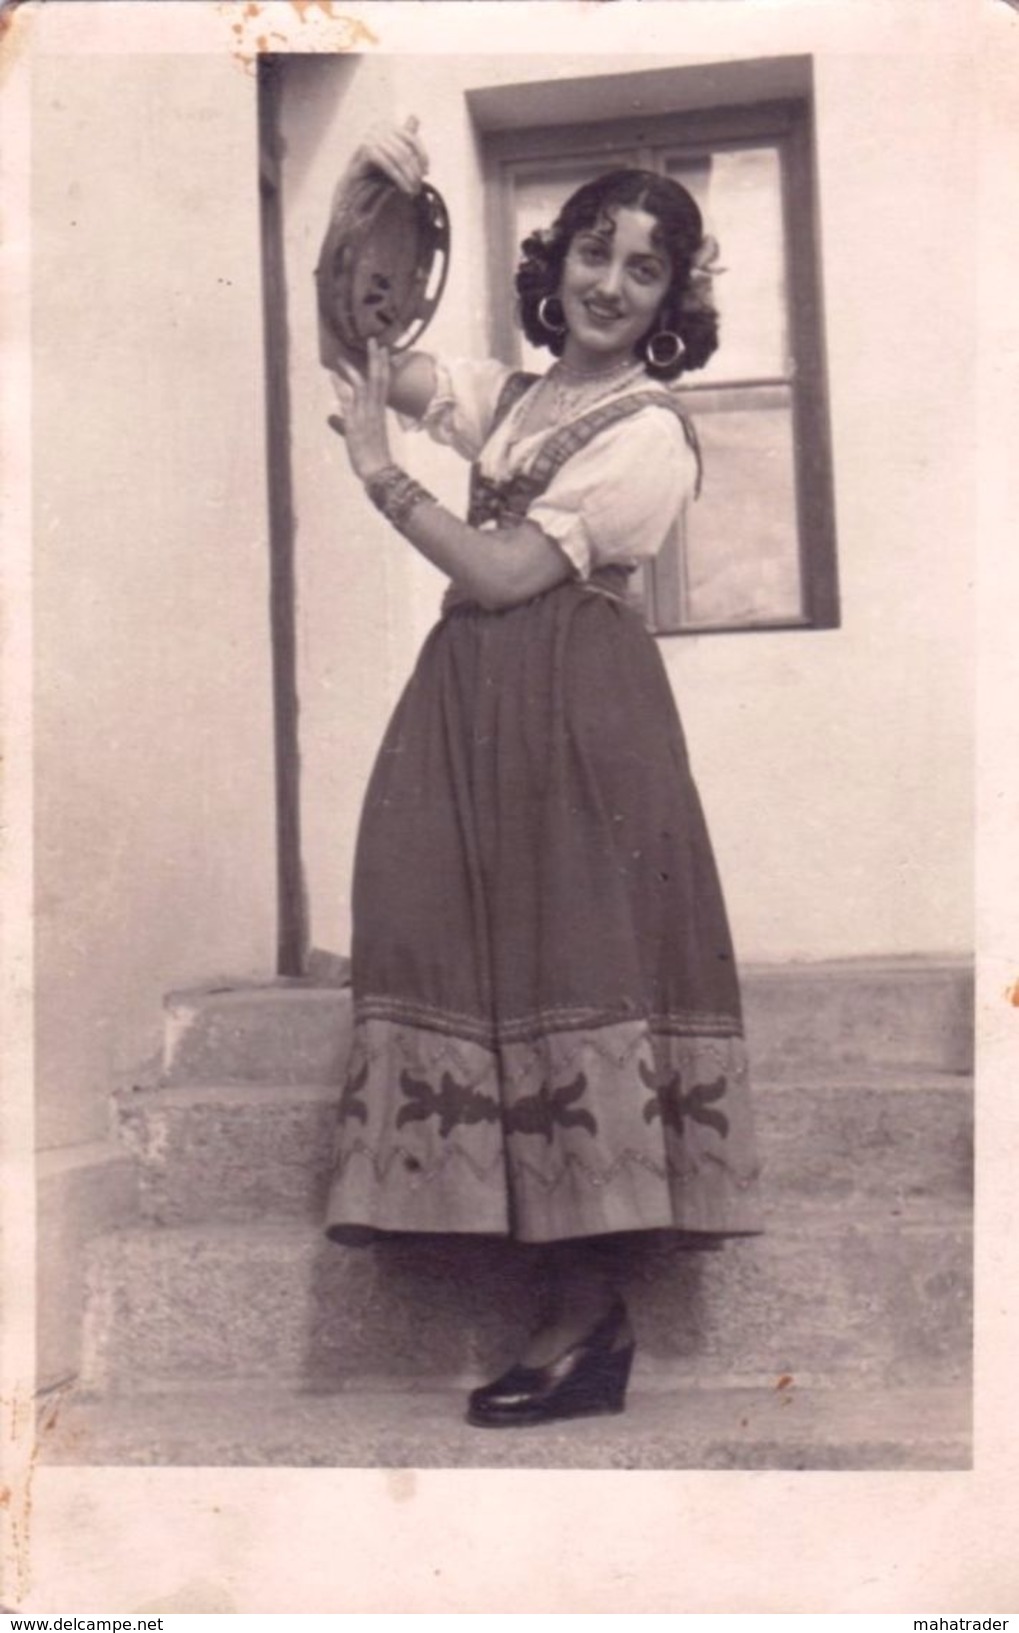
[480,97,840,635]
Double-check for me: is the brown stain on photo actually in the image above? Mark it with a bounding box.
[1,1383,56,1605]
[1006,979,1019,1007]
[1,1418,35,1605]
[0,0,25,44]
[0,0,33,88]
[221,0,378,73]
[290,0,357,18]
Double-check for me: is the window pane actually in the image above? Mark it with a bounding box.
[664,384,803,629]
[665,145,789,383]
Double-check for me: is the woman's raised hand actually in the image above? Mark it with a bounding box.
[348,116,429,196]
[329,338,394,483]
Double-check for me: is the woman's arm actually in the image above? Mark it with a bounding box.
[332,341,572,611]
[379,489,571,611]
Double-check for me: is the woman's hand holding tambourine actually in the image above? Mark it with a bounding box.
[340,116,429,200]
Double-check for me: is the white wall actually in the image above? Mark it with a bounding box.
[671,52,974,962]
[279,56,420,968]
[34,55,278,1148]
[281,50,973,966]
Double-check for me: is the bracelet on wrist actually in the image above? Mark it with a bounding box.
[364,464,437,536]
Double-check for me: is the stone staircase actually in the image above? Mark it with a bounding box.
[38,959,974,1469]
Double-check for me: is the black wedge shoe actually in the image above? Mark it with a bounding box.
[466,1298,636,1428]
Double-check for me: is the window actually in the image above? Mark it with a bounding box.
[480,93,839,634]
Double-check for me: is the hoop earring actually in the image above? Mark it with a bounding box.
[537,295,567,336]
[643,330,686,370]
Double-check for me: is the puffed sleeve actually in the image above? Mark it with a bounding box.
[398,356,514,462]
[525,408,698,579]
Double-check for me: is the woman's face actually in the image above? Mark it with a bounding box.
[558,204,672,371]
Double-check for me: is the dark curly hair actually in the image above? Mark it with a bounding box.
[515,169,719,383]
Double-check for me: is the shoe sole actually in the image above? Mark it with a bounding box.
[465,1400,628,1429]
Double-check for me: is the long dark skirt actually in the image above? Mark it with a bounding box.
[326,580,762,1245]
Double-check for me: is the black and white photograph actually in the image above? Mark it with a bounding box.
[1,0,1017,1613]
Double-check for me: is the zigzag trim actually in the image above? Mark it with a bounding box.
[331,1134,507,1189]
[509,1143,762,1197]
[348,1032,499,1099]
[498,1032,745,1094]
[332,1132,760,1199]
[348,1012,747,1106]
[498,1009,743,1045]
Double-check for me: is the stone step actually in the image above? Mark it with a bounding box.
[79,1209,971,1396]
[115,1069,973,1227]
[742,959,973,1075]
[161,983,351,1087]
[37,1381,971,1471]
[159,958,973,1088]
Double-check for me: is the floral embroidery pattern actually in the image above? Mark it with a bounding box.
[396,1069,500,1138]
[503,1074,598,1143]
[639,1058,730,1139]
[337,1061,369,1125]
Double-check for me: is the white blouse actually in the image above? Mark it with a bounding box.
[403,356,698,581]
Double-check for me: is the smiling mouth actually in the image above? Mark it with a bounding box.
[584,303,624,324]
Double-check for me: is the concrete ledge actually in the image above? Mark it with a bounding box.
[79,1211,972,1394]
[37,1381,971,1470]
[115,1069,973,1227]
[37,1142,139,1390]
[742,958,973,1075]
[157,959,974,1088]
[162,984,353,1086]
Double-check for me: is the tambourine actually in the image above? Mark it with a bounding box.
[315,169,451,368]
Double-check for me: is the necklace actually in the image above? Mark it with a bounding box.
[518,355,644,439]
[553,355,640,383]
[546,355,643,417]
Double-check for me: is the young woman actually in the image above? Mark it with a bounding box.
[324,120,762,1427]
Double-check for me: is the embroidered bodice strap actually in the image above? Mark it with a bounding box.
[531,388,702,499]
[467,371,538,528]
